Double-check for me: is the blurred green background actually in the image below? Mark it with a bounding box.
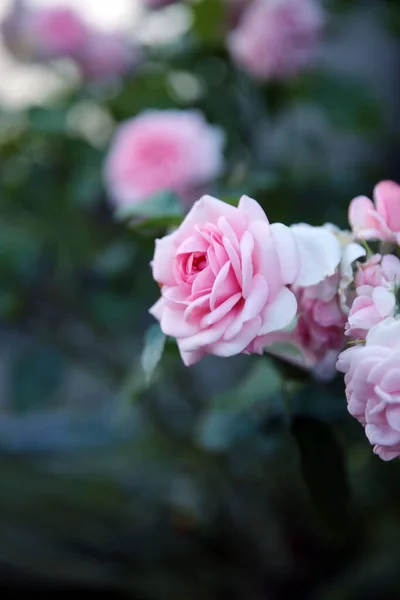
[1,0,400,597]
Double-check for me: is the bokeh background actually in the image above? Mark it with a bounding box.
[1,0,400,597]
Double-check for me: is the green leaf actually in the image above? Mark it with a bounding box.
[115,191,183,228]
[141,324,166,385]
[212,359,282,412]
[195,359,282,451]
[291,416,350,535]
[191,0,227,47]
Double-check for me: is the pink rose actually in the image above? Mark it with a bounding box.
[143,0,178,8]
[78,32,135,82]
[104,110,225,207]
[227,0,324,80]
[337,317,400,461]
[345,254,400,339]
[349,180,400,244]
[2,1,89,61]
[248,272,346,380]
[246,224,364,380]
[150,195,341,366]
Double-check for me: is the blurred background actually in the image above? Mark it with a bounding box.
[1,0,400,597]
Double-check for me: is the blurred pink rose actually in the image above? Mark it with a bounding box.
[143,0,178,8]
[79,32,135,82]
[228,0,324,80]
[104,110,225,207]
[345,254,400,339]
[2,0,88,61]
[337,317,400,461]
[349,180,400,244]
[150,196,341,366]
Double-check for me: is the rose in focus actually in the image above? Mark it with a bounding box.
[149,195,341,366]
[349,180,400,244]
[104,110,225,208]
[337,318,400,461]
[345,254,400,339]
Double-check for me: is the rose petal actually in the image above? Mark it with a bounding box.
[240,230,254,298]
[259,287,298,335]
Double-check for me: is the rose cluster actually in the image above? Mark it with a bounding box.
[148,179,400,461]
[1,1,136,83]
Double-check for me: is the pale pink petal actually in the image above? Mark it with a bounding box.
[217,216,239,250]
[160,307,199,337]
[239,230,254,298]
[241,274,268,322]
[223,236,242,285]
[259,287,298,335]
[238,195,269,224]
[290,224,341,287]
[178,347,205,366]
[201,292,242,327]
[210,262,238,310]
[177,235,208,255]
[208,316,262,357]
[152,235,177,286]
[184,293,211,321]
[374,180,400,232]
[178,314,234,351]
[270,223,299,285]
[212,236,229,267]
[372,286,396,318]
[191,266,214,295]
[149,297,166,321]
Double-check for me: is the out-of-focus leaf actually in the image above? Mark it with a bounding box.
[291,416,350,535]
[141,324,166,385]
[191,0,227,46]
[212,359,282,412]
[195,360,282,451]
[93,241,136,277]
[296,72,384,131]
[11,346,63,412]
[28,106,67,134]
[115,191,183,228]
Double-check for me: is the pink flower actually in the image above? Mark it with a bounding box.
[246,224,363,380]
[150,195,341,366]
[349,180,400,244]
[2,1,89,61]
[143,0,178,8]
[337,317,400,461]
[345,254,400,339]
[78,32,135,82]
[227,0,324,80]
[104,110,225,207]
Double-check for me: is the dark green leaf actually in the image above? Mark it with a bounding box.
[291,416,350,535]
[115,190,183,228]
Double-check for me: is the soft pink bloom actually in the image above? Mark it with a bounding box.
[2,0,89,61]
[104,110,225,207]
[246,224,363,380]
[349,180,400,244]
[228,0,324,80]
[150,196,341,366]
[337,317,400,461]
[345,254,400,339]
[78,32,134,82]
